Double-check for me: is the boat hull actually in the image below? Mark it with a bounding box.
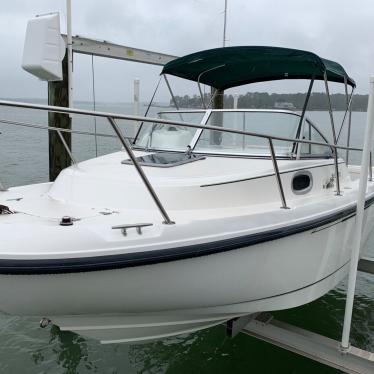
[0,203,372,343]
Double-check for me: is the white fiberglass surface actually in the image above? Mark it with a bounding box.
[195,111,299,156]
[135,111,205,151]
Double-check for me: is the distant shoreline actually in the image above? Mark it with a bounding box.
[170,92,369,112]
[0,96,368,112]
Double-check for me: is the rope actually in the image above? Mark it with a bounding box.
[91,54,98,157]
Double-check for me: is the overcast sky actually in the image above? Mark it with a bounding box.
[1,0,374,103]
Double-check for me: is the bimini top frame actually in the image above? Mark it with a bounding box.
[161,46,356,90]
[158,46,355,156]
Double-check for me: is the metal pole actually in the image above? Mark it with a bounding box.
[268,139,288,209]
[324,72,337,144]
[91,55,98,157]
[164,75,179,111]
[163,75,184,122]
[56,130,77,166]
[337,87,354,143]
[133,78,140,117]
[66,0,73,107]
[333,147,341,196]
[308,120,312,154]
[197,80,207,109]
[346,99,353,164]
[196,65,225,109]
[223,0,228,47]
[133,78,140,139]
[341,76,374,350]
[370,152,373,182]
[344,76,349,107]
[107,117,174,225]
[294,78,314,156]
[133,76,162,144]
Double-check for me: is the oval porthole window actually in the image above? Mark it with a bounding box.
[292,171,313,194]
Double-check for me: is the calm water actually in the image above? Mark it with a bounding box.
[0,104,373,374]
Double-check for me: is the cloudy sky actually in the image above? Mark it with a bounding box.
[1,0,374,103]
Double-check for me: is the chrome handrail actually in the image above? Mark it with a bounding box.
[268,138,289,209]
[107,117,174,225]
[0,100,363,152]
[0,118,131,140]
[0,99,370,220]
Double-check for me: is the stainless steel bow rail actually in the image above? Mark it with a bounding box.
[0,99,369,218]
[0,99,373,373]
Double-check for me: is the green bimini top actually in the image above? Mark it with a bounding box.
[161,46,355,89]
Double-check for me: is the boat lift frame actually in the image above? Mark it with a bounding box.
[0,98,373,373]
[228,311,374,374]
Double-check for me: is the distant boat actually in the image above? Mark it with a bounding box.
[143,102,172,108]
[274,101,296,110]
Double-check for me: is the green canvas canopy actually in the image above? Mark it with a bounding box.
[161,46,355,89]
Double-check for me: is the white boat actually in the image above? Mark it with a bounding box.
[0,46,373,344]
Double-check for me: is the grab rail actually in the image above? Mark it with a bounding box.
[0,99,371,222]
[268,138,288,209]
[0,100,363,152]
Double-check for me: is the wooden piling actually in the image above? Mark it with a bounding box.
[212,88,224,110]
[48,52,72,181]
[210,88,224,145]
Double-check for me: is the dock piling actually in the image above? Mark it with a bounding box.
[48,53,72,181]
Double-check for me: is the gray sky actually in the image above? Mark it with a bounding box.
[1,0,374,103]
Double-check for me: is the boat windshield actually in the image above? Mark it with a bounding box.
[194,111,300,156]
[134,110,327,157]
[135,111,205,151]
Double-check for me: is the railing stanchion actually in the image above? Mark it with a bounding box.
[107,117,174,225]
[268,138,289,209]
[333,147,341,196]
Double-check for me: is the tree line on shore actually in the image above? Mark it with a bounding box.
[170,92,368,111]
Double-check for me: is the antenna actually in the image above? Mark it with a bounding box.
[222,0,228,47]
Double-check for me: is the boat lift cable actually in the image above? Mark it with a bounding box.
[91,54,98,157]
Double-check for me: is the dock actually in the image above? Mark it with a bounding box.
[226,257,374,374]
